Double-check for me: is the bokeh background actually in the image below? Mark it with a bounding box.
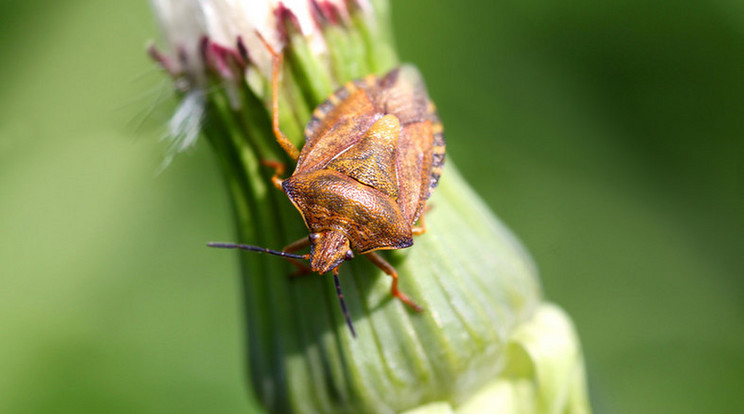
[1,0,742,413]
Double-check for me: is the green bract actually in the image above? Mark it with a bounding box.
[150,0,591,413]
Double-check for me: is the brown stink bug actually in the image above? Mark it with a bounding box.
[209,42,445,336]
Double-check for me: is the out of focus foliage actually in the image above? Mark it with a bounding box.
[0,1,741,413]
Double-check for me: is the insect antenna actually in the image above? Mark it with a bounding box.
[207,242,308,260]
[333,268,357,338]
[209,242,357,337]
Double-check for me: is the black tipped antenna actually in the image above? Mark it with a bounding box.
[207,242,307,260]
[333,268,356,338]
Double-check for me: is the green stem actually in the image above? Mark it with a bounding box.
[151,1,591,413]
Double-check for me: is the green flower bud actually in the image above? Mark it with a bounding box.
[149,0,591,413]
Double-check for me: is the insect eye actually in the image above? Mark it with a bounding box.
[345,250,354,260]
[309,233,320,242]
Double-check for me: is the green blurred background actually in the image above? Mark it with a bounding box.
[1,0,741,413]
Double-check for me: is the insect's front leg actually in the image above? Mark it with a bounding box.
[283,236,313,277]
[364,252,423,312]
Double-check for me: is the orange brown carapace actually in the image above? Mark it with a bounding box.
[210,42,444,336]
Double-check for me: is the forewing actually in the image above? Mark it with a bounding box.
[298,65,445,225]
[296,86,380,174]
[369,65,431,126]
[370,65,445,223]
[396,120,434,224]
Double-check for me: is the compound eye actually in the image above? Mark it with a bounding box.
[309,233,320,242]
[344,250,354,260]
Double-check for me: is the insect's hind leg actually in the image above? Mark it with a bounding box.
[257,32,300,161]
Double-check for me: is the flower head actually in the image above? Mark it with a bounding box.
[149,1,591,413]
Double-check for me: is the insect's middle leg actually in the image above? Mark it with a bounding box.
[260,160,286,190]
[412,204,434,236]
[364,252,423,312]
[412,213,427,236]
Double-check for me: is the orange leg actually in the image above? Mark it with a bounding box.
[364,252,423,312]
[257,32,300,161]
[412,204,433,235]
[284,236,311,253]
[412,213,427,236]
[260,159,286,190]
[283,236,313,277]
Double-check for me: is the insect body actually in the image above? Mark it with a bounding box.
[210,46,444,336]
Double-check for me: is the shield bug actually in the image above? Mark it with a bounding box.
[210,42,445,336]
